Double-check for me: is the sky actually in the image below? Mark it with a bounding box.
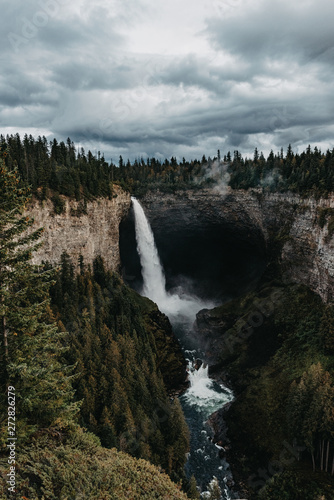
[1,0,334,161]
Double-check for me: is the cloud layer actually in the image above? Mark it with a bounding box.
[1,0,333,160]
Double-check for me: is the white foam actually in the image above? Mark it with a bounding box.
[132,197,215,325]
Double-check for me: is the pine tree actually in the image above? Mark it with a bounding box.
[186,475,200,499]
[0,159,78,442]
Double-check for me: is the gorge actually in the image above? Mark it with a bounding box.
[24,185,334,498]
[30,186,334,303]
[131,196,235,497]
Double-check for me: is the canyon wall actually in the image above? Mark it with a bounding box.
[141,188,334,302]
[27,185,131,271]
[26,184,334,302]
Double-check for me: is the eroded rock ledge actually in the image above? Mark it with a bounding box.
[140,188,334,302]
[27,185,131,271]
[27,186,334,303]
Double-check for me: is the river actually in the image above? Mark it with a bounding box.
[131,197,240,499]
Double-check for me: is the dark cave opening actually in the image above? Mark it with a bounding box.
[119,202,267,302]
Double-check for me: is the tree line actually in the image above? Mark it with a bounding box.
[2,133,334,199]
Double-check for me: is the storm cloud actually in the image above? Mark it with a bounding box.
[0,0,333,160]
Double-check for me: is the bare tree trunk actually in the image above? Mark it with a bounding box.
[326,441,330,472]
[321,439,325,471]
[311,451,315,472]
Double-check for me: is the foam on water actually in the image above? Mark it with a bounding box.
[132,197,214,324]
[184,363,233,418]
[131,197,236,499]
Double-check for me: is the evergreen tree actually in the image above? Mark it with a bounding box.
[0,158,78,442]
[186,475,200,499]
[49,253,189,479]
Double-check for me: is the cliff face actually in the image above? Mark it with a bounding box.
[28,185,131,271]
[27,184,334,302]
[279,194,334,302]
[121,189,268,301]
[140,188,334,302]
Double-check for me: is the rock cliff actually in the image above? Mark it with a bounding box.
[139,188,334,302]
[27,185,131,271]
[27,184,334,302]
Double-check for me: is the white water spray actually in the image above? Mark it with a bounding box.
[131,197,235,500]
[186,363,234,418]
[132,197,214,323]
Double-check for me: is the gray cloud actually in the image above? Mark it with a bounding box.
[0,0,333,161]
[206,0,334,65]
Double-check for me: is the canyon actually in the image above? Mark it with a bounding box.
[25,185,334,498]
[28,186,334,302]
[123,188,334,303]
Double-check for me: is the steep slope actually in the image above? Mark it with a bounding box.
[27,185,131,271]
[0,429,189,499]
[137,188,334,301]
[26,186,334,302]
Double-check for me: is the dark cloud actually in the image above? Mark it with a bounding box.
[0,0,333,161]
[206,0,334,66]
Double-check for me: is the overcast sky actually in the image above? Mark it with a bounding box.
[1,0,334,161]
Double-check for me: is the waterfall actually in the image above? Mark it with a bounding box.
[132,197,167,302]
[131,196,235,500]
[131,196,212,323]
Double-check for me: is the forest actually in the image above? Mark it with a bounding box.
[211,281,334,499]
[2,134,334,200]
[1,134,334,499]
[0,157,197,498]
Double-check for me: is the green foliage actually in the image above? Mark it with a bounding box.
[185,475,201,499]
[258,470,333,500]
[228,145,334,198]
[1,134,114,200]
[51,193,65,215]
[0,428,189,499]
[210,282,334,498]
[206,476,222,499]
[4,134,334,199]
[0,164,190,496]
[287,363,334,472]
[0,160,79,443]
[49,253,189,479]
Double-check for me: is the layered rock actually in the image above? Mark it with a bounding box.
[28,185,131,271]
[140,188,334,302]
[27,184,334,302]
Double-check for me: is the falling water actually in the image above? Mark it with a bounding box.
[131,197,238,499]
[132,197,210,323]
[132,197,166,302]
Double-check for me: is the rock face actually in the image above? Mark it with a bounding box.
[144,307,188,391]
[121,189,268,300]
[27,185,131,271]
[138,188,334,302]
[27,185,334,302]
